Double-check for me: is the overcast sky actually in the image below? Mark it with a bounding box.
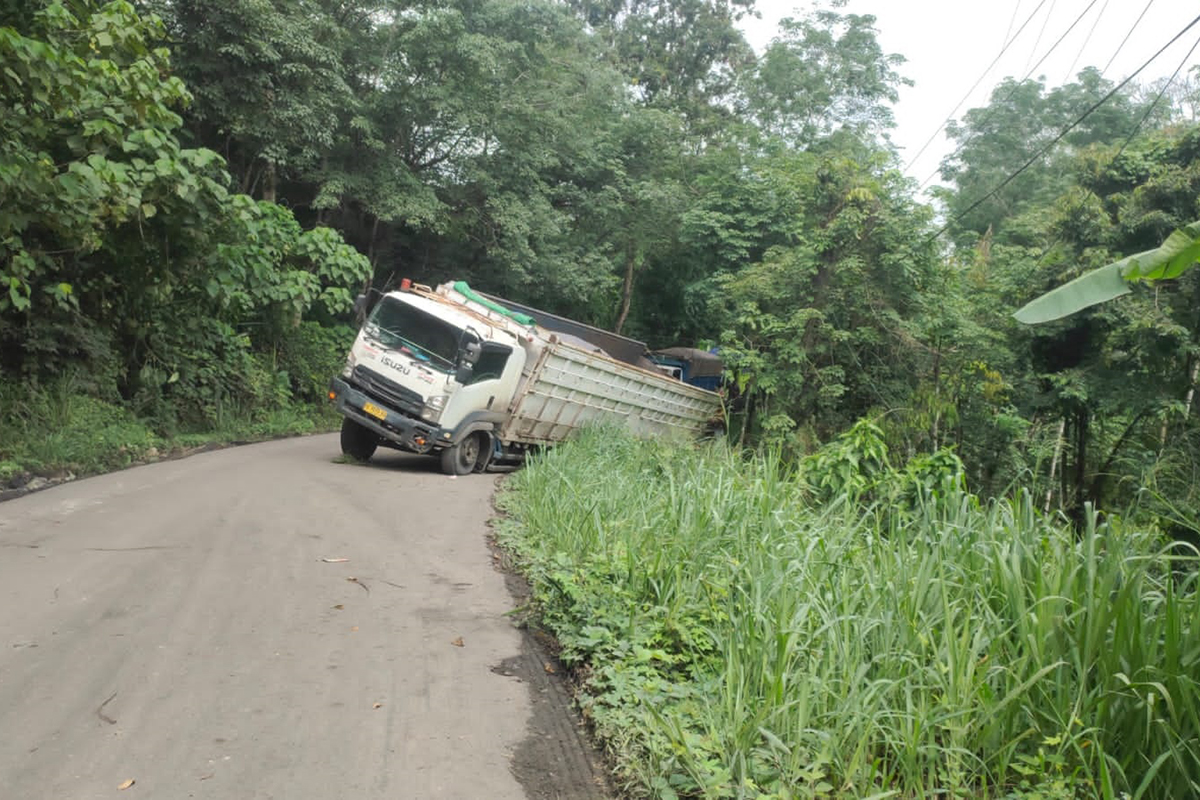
[741,0,1200,193]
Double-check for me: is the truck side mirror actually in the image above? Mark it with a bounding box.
[455,333,482,384]
[462,339,482,366]
[355,288,384,323]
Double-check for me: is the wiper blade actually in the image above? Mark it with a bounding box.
[366,324,449,367]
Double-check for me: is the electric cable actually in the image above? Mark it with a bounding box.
[1113,29,1200,160]
[903,0,1052,171]
[1103,0,1156,75]
[1064,0,1110,82]
[918,0,1104,190]
[930,12,1200,241]
[1002,0,1024,53]
[1023,0,1101,88]
[1024,0,1058,75]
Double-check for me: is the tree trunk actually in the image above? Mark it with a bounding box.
[1044,418,1066,513]
[614,244,637,335]
[1072,408,1089,526]
[1163,358,1200,445]
[262,162,277,203]
[240,165,258,196]
[1184,359,1199,420]
[738,391,754,448]
[366,217,381,268]
[930,343,942,451]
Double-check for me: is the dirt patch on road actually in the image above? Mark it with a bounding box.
[487,522,615,800]
[491,632,613,799]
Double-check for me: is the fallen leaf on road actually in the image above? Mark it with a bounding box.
[118,778,135,790]
[350,626,359,632]
[450,637,464,647]
[332,604,344,610]
[321,557,349,563]
[544,663,556,674]
[373,702,383,709]
[347,577,369,593]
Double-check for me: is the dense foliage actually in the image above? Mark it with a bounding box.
[1,0,368,476]
[500,429,1199,798]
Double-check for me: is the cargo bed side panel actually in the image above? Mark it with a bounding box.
[501,342,720,444]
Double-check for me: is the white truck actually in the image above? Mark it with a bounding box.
[328,280,722,474]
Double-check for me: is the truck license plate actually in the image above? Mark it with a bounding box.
[361,401,387,421]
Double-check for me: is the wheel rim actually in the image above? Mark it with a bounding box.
[460,436,480,469]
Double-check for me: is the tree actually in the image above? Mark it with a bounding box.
[566,0,754,125]
[741,7,907,148]
[956,124,1200,517]
[0,0,369,422]
[938,69,1153,243]
[711,144,937,446]
[146,0,355,201]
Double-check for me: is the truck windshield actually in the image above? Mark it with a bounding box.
[364,297,460,371]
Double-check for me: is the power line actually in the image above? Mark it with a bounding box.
[1102,0,1156,76]
[903,0,1052,171]
[1024,0,1058,75]
[919,0,1104,190]
[1113,29,1200,160]
[1023,0,1102,86]
[1064,0,1110,82]
[1002,0,1024,56]
[931,12,1200,241]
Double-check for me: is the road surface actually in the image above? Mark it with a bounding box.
[0,435,608,799]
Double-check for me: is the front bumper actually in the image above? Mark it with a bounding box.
[330,377,437,453]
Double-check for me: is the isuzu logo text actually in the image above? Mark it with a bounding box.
[380,356,411,375]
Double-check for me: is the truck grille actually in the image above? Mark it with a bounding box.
[352,366,424,416]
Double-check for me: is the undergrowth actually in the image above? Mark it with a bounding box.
[1,322,352,484]
[0,375,338,483]
[496,426,1200,799]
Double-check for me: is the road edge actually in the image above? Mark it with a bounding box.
[486,486,616,800]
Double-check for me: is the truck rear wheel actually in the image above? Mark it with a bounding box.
[440,432,485,476]
[340,418,378,462]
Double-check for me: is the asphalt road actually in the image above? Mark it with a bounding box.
[0,435,606,799]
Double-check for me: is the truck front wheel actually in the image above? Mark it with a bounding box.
[440,432,486,475]
[340,418,378,462]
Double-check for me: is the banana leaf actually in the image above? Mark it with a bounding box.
[1015,219,1200,324]
[1013,257,1137,325]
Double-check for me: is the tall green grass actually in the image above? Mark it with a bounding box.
[496,429,1200,798]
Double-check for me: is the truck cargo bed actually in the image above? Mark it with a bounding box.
[501,339,721,444]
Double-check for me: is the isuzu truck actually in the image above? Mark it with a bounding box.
[328,280,722,474]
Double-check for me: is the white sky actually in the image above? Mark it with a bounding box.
[741,0,1200,193]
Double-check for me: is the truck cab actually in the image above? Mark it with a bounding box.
[329,286,528,474]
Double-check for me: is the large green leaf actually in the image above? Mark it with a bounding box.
[1128,221,1200,281]
[1015,219,1200,324]
[1013,258,1136,324]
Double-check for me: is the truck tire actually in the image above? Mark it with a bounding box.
[440,432,484,476]
[340,418,378,462]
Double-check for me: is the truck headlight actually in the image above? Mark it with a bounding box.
[341,351,357,379]
[420,394,448,423]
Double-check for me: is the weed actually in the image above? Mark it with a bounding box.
[498,427,1200,799]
